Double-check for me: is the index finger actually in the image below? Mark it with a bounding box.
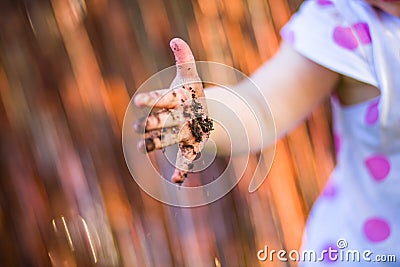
[134,88,188,109]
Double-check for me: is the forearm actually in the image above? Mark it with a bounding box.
[205,85,274,156]
[206,43,340,156]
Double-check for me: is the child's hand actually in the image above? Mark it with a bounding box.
[133,38,213,184]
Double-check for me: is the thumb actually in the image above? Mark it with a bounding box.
[170,37,195,64]
[169,38,199,82]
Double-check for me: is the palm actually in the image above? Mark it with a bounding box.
[133,38,213,183]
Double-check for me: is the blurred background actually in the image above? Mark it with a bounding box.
[0,0,336,266]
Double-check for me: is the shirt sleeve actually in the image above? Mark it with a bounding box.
[280,0,378,87]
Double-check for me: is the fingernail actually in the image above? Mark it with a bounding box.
[142,95,149,104]
[137,140,146,153]
[133,118,145,132]
[134,94,149,107]
[137,138,155,153]
[145,138,155,152]
[171,170,186,184]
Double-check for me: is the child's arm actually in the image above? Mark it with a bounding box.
[206,42,340,154]
[134,39,340,182]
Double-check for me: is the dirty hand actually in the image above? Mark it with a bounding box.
[133,38,213,184]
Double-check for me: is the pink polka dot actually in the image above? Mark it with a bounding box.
[353,22,372,44]
[281,28,295,45]
[317,0,334,6]
[365,101,379,125]
[363,217,391,243]
[334,133,341,155]
[322,183,337,198]
[333,26,358,50]
[365,154,391,181]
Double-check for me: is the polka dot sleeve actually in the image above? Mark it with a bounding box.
[280,0,378,87]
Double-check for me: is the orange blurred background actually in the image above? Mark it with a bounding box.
[0,0,336,266]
